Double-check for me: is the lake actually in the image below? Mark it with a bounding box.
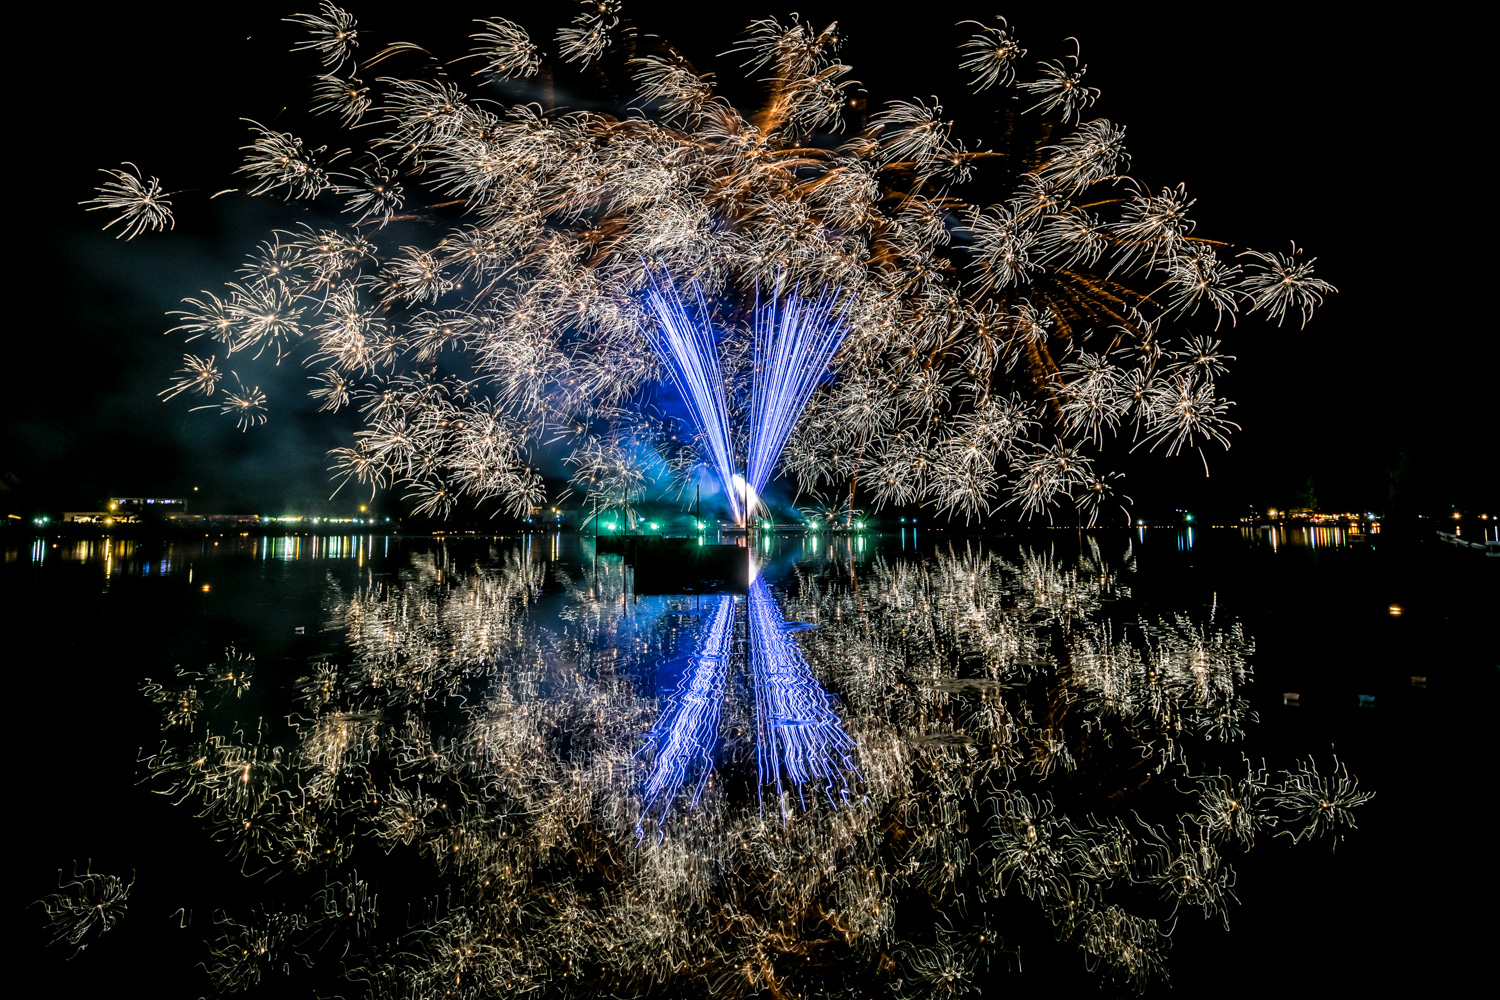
[9,525,1489,995]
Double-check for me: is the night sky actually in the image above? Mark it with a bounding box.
[14,4,1485,520]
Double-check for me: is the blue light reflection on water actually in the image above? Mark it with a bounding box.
[747,575,858,819]
[636,594,734,840]
[633,577,858,834]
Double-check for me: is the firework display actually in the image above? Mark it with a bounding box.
[92,538,1368,996]
[86,5,1334,522]
[34,865,135,957]
[641,277,743,523]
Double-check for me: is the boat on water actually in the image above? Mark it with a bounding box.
[1438,530,1500,555]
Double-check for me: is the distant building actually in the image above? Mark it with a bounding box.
[109,496,187,513]
[63,511,133,524]
[166,513,262,527]
[526,505,576,528]
[64,496,189,524]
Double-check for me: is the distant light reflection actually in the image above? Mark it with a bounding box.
[1238,524,1382,554]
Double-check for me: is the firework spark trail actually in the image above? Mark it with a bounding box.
[747,286,851,509]
[747,576,858,819]
[635,595,734,840]
[641,275,742,524]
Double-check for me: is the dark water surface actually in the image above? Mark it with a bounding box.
[7,527,1489,995]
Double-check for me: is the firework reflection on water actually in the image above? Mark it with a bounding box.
[43,532,1374,997]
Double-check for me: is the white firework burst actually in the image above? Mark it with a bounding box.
[99,7,1333,521]
[80,163,173,239]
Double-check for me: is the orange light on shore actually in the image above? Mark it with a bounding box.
[1388,604,1402,616]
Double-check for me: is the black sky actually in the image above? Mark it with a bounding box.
[13,4,1486,519]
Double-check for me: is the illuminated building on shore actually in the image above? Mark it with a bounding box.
[64,496,188,523]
